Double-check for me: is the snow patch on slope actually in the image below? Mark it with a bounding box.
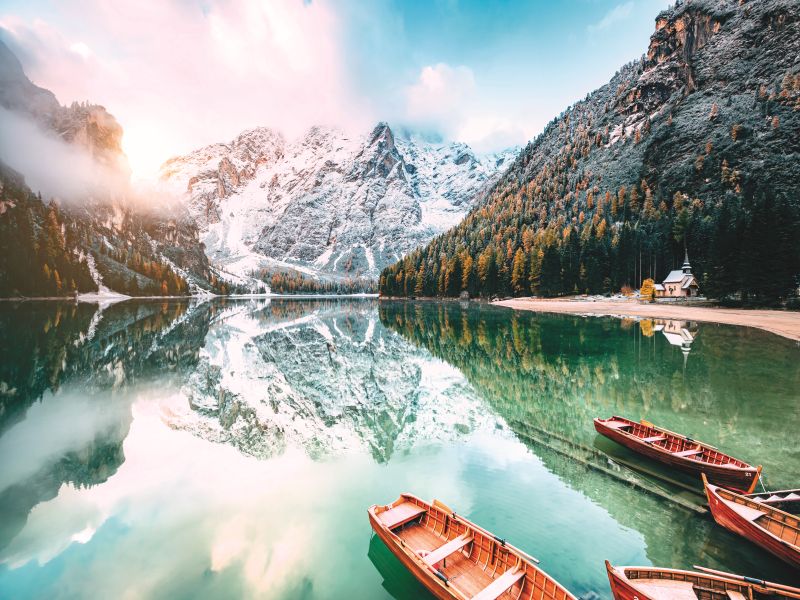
[160,124,517,280]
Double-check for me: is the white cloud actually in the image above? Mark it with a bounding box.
[454,114,528,154]
[0,0,369,180]
[403,63,529,153]
[587,2,634,33]
[0,107,128,202]
[405,63,475,129]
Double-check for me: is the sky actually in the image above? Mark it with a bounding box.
[0,0,671,180]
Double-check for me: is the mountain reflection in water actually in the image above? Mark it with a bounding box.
[0,298,798,599]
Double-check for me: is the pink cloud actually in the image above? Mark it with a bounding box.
[1,0,371,179]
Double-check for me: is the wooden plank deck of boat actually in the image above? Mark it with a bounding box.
[631,579,700,600]
[396,523,518,598]
[378,502,427,529]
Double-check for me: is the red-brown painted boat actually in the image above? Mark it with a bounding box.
[704,474,800,569]
[605,561,800,600]
[593,415,761,492]
[745,487,800,512]
[368,493,576,600]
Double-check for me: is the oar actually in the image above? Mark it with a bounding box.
[693,566,800,596]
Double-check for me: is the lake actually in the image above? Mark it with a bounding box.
[0,298,798,599]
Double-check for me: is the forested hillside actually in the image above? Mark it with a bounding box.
[0,40,229,298]
[0,165,202,297]
[380,0,800,304]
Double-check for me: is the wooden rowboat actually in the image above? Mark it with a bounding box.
[605,561,800,600]
[745,487,800,513]
[704,474,800,569]
[593,416,761,492]
[368,493,576,600]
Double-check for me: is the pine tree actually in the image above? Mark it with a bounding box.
[511,248,527,295]
[414,266,425,297]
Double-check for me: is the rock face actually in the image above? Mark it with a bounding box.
[160,123,515,279]
[0,40,129,176]
[0,39,219,296]
[381,0,800,300]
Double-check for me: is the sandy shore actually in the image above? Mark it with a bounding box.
[493,298,800,342]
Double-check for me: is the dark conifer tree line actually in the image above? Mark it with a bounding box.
[0,176,97,297]
[381,8,800,307]
[257,268,377,295]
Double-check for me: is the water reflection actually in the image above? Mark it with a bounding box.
[0,300,210,554]
[378,301,800,487]
[0,298,798,599]
[171,299,492,462]
[379,301,800,584]
[651,319,698,364]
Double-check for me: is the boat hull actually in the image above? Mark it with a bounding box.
[605,561,800,600]
[368,511,456,600]
[705,480,800,569]
[369,494,575,600]
[594,418,758,491]
[605,563,646,600]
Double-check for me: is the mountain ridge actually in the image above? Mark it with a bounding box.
[380,0,800,304]
[0,39,225,298]
[160,121,517,283]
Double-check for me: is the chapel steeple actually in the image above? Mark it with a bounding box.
[681,248,692,274]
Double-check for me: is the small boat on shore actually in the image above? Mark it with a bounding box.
[605,561,800,600]
[368,493,576,600]
[593,415,761,492]
[704,474,800,569]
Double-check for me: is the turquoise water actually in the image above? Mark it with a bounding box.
[0,298,797,599]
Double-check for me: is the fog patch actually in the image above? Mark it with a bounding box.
[0,107,127,201]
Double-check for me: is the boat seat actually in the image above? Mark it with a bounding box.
[673,448,703,458]
[722,498,765,522]
[378,502,427,530]
[604,420,631,430]
[643,435,666,443]
[423,534,473,566]
[636,580,700,600]
[726,591,747,600]
[471,568,525,600]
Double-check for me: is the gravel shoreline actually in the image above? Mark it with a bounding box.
[493,298,800,343]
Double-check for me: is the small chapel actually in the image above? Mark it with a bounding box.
[654,251,699,298]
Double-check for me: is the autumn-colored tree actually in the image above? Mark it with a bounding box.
[629,186,640,212]
[640,278,655,302]
[461,256,473,292]
[414,266,425,296]
[511,248,527,295]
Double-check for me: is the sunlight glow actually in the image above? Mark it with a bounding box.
[121,125,174,181]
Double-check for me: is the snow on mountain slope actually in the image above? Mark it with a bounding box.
[173,299,497,460]
[160,123,515,279]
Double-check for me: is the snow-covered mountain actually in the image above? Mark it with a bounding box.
[173,299,496,461]
[160,123,515,280]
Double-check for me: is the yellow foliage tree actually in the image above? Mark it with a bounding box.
[640,278,655,302]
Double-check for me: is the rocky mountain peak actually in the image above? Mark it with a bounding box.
[161,122,515,281]
[381,0,800,302]
[0,39,130,178]
[647,1,731,93]
[358,121,406,181]
[0,39,59,120]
